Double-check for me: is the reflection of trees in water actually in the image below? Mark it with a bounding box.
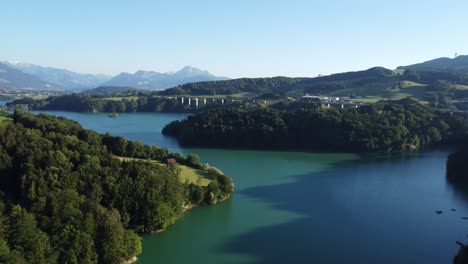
[221,153,456,264]
[447,177,468,204]
[446,146,468,203]
[445,147,468,264]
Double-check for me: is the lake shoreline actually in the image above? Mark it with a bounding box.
[27,110,466,264]
[150,195,232,235]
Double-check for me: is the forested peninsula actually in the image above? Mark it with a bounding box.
[162,99,468,152]
[0,111,233,263]
[6,94,217,113]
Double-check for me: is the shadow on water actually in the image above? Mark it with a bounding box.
[219,151,467,264]
[446,178,468,208]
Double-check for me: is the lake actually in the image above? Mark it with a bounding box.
[35,111,468,264]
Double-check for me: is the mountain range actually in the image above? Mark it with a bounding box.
[0,62,62,90]
[101,66,229,90]
[1,55,468,92]
[4,61,112,90]
[0,62,228,91]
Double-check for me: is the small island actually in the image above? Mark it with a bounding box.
[108,112,119,118]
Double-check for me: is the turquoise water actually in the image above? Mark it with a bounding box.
[35,111,468,263]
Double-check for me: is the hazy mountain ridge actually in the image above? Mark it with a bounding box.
[0,62,63,90]
[2,55,468,93]
[160,66,398,96]
[102,66,229,90]
[398,55,468,73]
[4,61,112,90]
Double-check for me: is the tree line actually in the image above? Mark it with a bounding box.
[0,111,233,263]
[7,94,237,113]
[162,99,468,152]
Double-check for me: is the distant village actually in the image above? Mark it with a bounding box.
[302,94,366,109]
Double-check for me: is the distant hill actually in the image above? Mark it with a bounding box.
[160,67,397,96]
[0,62,63,90]
[102,66,229,90]
[82,86,144,95]
[398,55,468,73]
[4,61,112,90]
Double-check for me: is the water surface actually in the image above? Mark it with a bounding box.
[36,111,467,264]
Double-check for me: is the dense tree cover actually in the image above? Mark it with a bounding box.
[303,82,346,95]
[424,80,456,108]
[422,80,468,110]
[7,94,239,113]
[403,69,468,85]
[446,146,468,183]
[270,98,321,111]
[82,86,145,95]
[159,77,309,96]
[0,111,233,263]
[398,55,468,74]
[163,99,468,152]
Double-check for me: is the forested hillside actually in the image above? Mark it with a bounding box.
[7,65,468,113]
[399,55,468,73]
[160,67,468,97]
[162,99,468,152]
[160,67,397,96]
[0,112,233,263]
[6,94,239,113]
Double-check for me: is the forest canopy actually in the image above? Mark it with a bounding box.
[0,111,233,263]
[162,99,468,152]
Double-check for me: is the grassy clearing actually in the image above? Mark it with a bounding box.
[116,156,212,186]
[400,81,425,88]
[101,96,140,101]
[0,117,12,127]
[455,85,468,90]
[353,97,383,104]
[328,80,429,103]
[177,165,212,186]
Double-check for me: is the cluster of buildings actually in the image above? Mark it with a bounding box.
[302,94,365,109]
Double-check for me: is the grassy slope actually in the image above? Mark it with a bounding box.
[455,85,468,90]
[116,156,212,186]
[99,96,141,101]
[329,80,428,102]
[0,117,12,127]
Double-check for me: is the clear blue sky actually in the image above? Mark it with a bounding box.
[1,0,467,78]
